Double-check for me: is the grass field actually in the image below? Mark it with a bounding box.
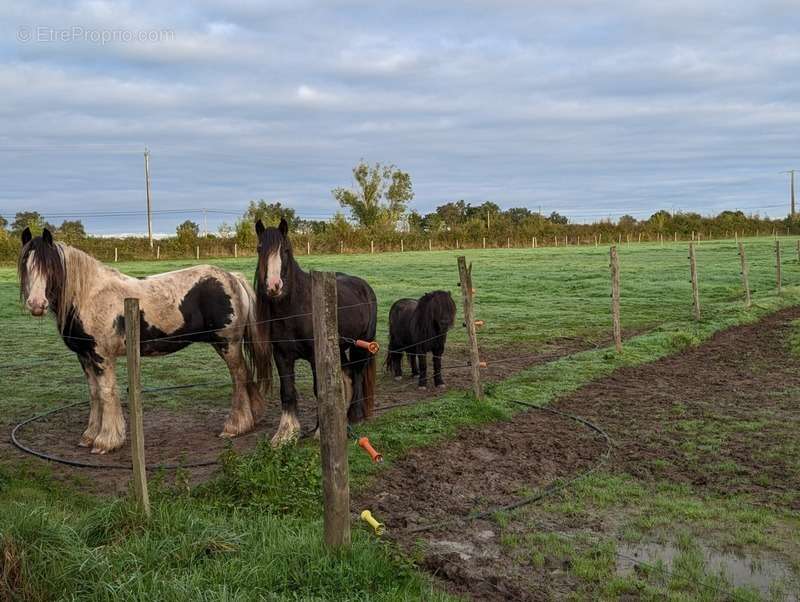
[2,237,800,600]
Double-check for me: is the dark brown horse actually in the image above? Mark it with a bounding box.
[254,218,377,445]
[385,290,456,389]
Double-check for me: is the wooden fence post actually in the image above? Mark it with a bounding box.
[114,248,118,263]
[234,243,238,258]
[609,246,622,353]
[482,237,486,249]
[340,240,343,254]
[456,239,459,250]
[401,239,404,252]
[776,240,782,294]
[310,271,351,549]
[796,239,800,262]
[507,237,511,249]
[457,256,483,401]
[738,242,751,309]
[307,240,311,255]
[196,246,200,260]
[124,298,150,518]
[689,243,701,320]
[371,240,374,254]
[156,245,160,260]
[429,239,433,252]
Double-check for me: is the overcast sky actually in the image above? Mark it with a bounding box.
[1,1,799,234]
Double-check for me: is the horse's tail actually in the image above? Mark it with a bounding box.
[384,328,398,373]
[234,273,272,396]
[362,354,376,418]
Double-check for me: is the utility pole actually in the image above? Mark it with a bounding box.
[486,210,490,231]
[203,208,208,237]
[781,170,797,217]
[144,148,153,248]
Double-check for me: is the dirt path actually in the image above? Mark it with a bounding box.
[2,334,608,494]
[354,307,800,601]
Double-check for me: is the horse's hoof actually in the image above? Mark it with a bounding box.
[78,437,93,448]
[218,431,235,439]
[270,431,299,448]
[90,447,108,455]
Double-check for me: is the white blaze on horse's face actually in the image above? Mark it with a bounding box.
[24,252,49,316]
[266,244,283,297]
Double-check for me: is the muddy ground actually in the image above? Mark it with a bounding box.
[353,307,800,601]
[2,334,605,494]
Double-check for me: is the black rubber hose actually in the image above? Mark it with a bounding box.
[10,400,218,470]
[406,400,613,534]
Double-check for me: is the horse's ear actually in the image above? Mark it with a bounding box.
[255,219,265,236]
[42,228,53,245]
[278,218,288,237]
[21,227,32,245]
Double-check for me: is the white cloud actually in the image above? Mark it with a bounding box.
[1,0,799,233]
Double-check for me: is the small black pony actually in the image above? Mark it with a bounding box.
[385,290,457,389]
[254,218,378,445]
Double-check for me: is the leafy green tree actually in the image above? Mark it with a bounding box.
[11,212,53,237]
[57,220,86,241]
[647,210,671,233]
[235,200,296,246]
[435,201,469,227]
[547,211,569,225]
[176,220,200,246]
[618,214,638,230]
[465,201,500,222]
[0,215,7,232]
[332,161,413,227]
[505,207,532,225]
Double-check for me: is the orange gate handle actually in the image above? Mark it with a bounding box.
[358,437,383,463]
[355,339,380,354]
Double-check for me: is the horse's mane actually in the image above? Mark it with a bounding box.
[414,290,456,342]
[19,240,113,328]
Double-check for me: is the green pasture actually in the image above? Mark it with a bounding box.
[1,238,799,600]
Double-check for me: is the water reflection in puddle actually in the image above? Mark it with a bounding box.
[616,541,798,601]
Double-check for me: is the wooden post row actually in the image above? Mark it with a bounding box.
[196,246,200,260]
[234,243,238,258]
[689,243,701,320]
[738,242,751,309]
[457,256,483,401]
[609,246,622,353]
[776,240,782,294]
[156,245,161,260]
[124,298,150,518]
[114,248,118,262]
[310,271,351,549]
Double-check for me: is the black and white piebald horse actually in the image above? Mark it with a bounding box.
[385,290,457,389]
[18,227,270,454]
[254,218,377,446]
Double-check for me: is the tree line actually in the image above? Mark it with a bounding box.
[1,160,796,261]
